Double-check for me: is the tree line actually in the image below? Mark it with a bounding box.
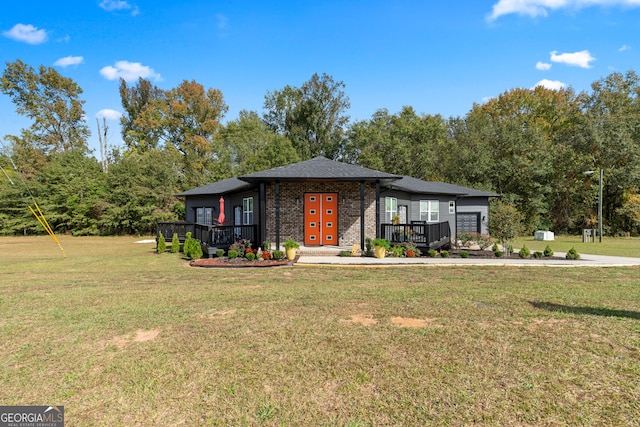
[1,59,639,236]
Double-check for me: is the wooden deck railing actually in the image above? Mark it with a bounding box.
[380,221,451,250]
[156,222,257,249]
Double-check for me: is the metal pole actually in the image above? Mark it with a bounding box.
[598,168,603,243]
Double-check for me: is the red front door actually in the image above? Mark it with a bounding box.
[304,193,338,246]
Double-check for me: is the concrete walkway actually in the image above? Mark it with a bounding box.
[296,252,640,267]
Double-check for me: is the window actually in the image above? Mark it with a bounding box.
[196,207,213,225]
[243,197,254,225]
[385,197,397,223]
[449,201,455,214]
[420,200,439,222]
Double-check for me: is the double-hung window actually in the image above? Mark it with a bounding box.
[243,197,254,225]
[420,200,439,222]
[385,197,397,223]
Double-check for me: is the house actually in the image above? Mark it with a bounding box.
[158,157,498,254]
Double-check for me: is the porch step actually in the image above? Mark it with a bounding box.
[297,246,354,256]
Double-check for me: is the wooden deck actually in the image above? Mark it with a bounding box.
[156,222,258,257]
[380,221,451,251]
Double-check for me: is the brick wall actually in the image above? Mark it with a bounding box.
[264,181,377,246]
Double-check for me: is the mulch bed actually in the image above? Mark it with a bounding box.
[191,256,297,268]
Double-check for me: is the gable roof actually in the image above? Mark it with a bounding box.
[239,156,401,183]
[389,176,500,197]
[176,177,253,197]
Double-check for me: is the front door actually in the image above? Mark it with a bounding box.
[304,193,338,246]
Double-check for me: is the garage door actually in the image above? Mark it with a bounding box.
[457,212,481,235]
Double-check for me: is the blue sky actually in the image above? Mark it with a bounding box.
[1,0,639,155]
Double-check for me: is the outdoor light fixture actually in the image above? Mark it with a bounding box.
[296,197,300,206]
[583,169,603,243]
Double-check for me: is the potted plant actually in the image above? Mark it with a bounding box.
[373,238,390,259]
[283,238,300,260]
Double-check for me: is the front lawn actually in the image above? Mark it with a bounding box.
[1,236,639,425]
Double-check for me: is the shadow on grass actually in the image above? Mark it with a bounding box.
[530,301,640,320]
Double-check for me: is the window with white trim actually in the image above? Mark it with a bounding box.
[195,207,213,225]
[243,197,254,225]
[449,201,455,214]
[385,197,397,223]
[420,200,439,222]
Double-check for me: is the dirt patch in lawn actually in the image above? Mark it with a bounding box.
[341,314,378,326]
[106,329,160,349]
[391,317,437,328]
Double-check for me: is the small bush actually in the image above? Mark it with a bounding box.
[533,251,543,259]
[460,251,469,258]
[157,232,166,253]
[246,252,256,261]
[389,245,404,257]
[338,250,353,257]
[405,249,416,258]
[519,245,530,259]
[216,249,225,258]
[262,251,272,260]
[495,250,504,257]
[272,250,283,260]
[566,247,580,260]
[262,241,272,251]
[543,245,554,257]
[228,249,238,259]
[171,233,180,253]
[492,243,499,252]
[427,249,437,258]
[183,232,203,260]
[440,250,450,258]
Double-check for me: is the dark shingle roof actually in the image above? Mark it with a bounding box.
[239,156,401,183]
[389,176,500,197]
[176,177,253,196]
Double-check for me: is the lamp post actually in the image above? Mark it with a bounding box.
[583,169,603,243]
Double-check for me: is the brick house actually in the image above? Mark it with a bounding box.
[161,157,498,252]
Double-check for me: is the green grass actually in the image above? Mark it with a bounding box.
[1,236,640,425]
[513,235,640,257]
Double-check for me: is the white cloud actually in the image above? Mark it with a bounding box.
[488,0,640,21]
[96,109,122,120]
[536,61,552,70]
[54,56,84,67]
[99,0,139,16]
[619,44,631,51]
[2,23,48,44]
[535,79,567,90]
[550,50,595,68]
[99,60,162,82]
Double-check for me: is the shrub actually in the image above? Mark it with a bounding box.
[365,238,374,257]
[246,252,256,261]
[543,245,554,257]
[171,233,180,253]
[157,232,166,253]
[405,249,416,258]
[427,249,437,258]
[460,251,469,258]
[272,250,283,260]
[262,241,272,251]
[227,249,238,259]
[519,245,530,259]
[492,243,499,252]
[533,251,543,259]
[262,251,272,260]
[216,249,225,258]
[566,247,580,260]
[440,250,450,258]
[458,232,474,248]
[230,239,252,254]
[495,250,504,257]
[183,232,203,260]
[389,245,404,257]
[338,250,353,257]
[245,248,254,256]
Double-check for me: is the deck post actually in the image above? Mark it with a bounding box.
[275,180,281,249]
[375,181,380,239]
[360,181,365,252]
